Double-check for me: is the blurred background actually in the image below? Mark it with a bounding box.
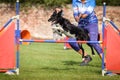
[0,0,120,39]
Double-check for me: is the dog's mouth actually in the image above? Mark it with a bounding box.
[48,20,57,25]
[52,21,57,25]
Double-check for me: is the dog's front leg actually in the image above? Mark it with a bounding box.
[63,31,75,38]
[52,26,66,38]
[52,26,64,32]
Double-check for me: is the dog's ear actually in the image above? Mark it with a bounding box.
[58,10,63,16]
[54,10,57,14]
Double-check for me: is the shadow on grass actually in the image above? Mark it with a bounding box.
[41,67,76,71]
[41,61,79,71]
[62,60,101,68]
[88,64,101,68]
[62,60,80,65]
[40,60,102,75]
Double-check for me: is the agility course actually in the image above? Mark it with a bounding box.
[0,0,20,74]
[0,0,120,77]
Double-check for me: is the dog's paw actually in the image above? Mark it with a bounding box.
[52,26,64,32]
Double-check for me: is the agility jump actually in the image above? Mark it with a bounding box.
[0,1,120,76]
[101,2,120,76]
[0,0,20,75]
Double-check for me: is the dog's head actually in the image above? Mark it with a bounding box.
[48,9,63,25]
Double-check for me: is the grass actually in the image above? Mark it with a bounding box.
[0,43,120,80]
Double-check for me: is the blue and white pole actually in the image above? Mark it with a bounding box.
[16,0,20,75]
[102,2,106,76]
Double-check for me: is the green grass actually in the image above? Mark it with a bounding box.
[0,43,120,80]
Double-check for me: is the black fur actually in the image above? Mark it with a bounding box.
[48,10,96,58]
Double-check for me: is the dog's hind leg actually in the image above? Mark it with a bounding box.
[87,44,95,56]
[97,33,100,41]
[86,33,100,56]
[78,44,85,58]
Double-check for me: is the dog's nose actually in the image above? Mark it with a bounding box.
[48,18,51,22]
[48,19,50,21]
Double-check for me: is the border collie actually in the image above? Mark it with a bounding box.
[48,9,96,58]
